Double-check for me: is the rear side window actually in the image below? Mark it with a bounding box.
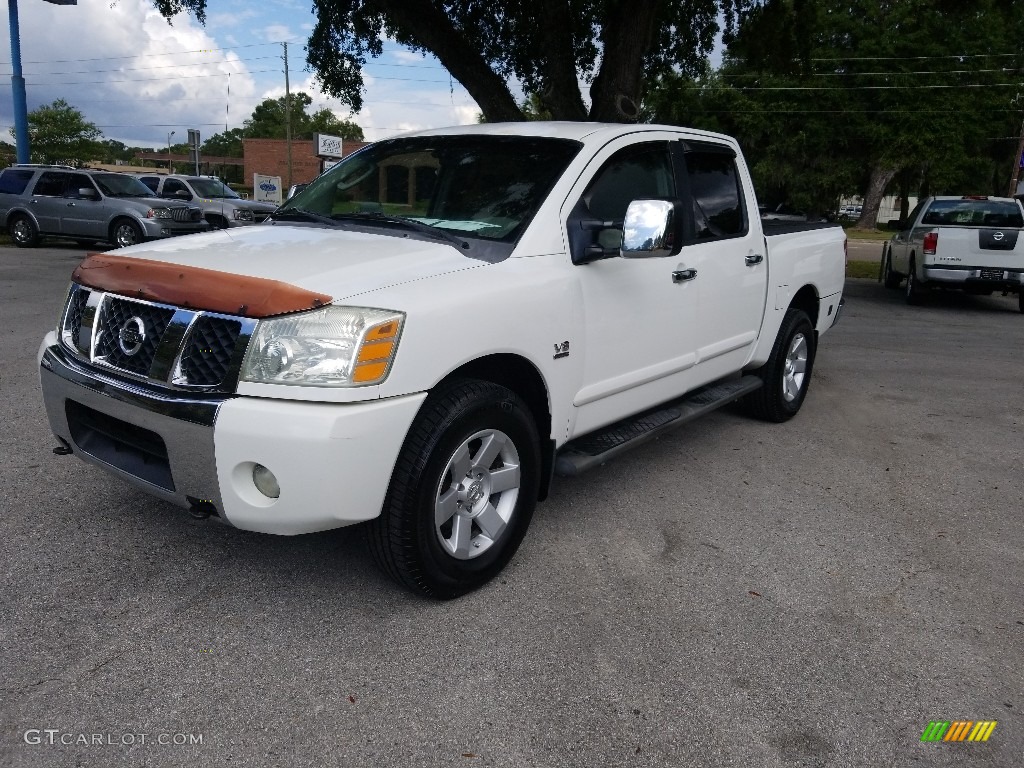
[685,151,746,240]
[921,200,1024,228]
[138,177,160,193]
[0,169,35,194]
[33,171,67,197]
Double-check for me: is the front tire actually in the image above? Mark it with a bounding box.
[111,219,143,248]
[9,215,39,247]
[746,309,817,422]
[367,379,541,599]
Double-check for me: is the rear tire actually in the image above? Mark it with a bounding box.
[9,215,39,247]
[367,379,541,599]
[746,309,817,423]
[1018,291,1024,314]
[882,247,901,289]
[905,258,926,305]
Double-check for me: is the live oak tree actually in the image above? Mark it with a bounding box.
[152,0,722,123]
[650,0,1024,227]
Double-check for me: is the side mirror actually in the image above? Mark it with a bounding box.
[78,188,99,200]
[172,189,192,200]
[621,199,683,258]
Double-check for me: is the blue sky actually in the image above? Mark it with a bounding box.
[1,0,481,149]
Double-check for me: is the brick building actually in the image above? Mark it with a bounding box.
[243,138,369,188]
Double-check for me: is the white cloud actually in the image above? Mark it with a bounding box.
[0,0,483,150]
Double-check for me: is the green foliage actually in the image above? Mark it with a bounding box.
[648,0,1024,215]
[202,128,246,157]
[242,94,365,141]
[16,99,102,166]
[151,0,720,123]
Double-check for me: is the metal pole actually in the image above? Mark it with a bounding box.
[167,131,175,171]
[8,0,30,163]
[284,42,293,189]
[1008,115,1024,197]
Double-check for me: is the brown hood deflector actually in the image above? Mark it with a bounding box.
[72,253,333,319]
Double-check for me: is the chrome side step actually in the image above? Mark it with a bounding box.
[554,375,763,476]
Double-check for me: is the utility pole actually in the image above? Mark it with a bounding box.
[283,42,293,189]
[7,0,30,163]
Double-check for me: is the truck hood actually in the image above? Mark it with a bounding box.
[113,223,484,302]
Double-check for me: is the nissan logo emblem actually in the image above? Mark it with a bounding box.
[993,231,1004,242]
[118,316,146,356]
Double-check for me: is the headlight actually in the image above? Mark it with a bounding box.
[233,209,255,221]
[240,306,404,387]
[146,207,173,219]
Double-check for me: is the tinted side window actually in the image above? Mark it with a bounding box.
[138,177,160,193]
[64,173,96,198]
[0,169,35,195]
[163,179,189,197]
[33,172,67,197]
[685,152,745,240]
[583,143,674,221]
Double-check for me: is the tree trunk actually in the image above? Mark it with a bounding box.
[589,0,661,122]
[537,3,589,121]
[374,0,524,122]
[853,165,897,231]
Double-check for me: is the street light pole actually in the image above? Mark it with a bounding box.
[7,0,30,163]
[167,131,175,172]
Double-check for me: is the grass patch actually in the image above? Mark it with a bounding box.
[846,259,880,279]
[843,227,892,242]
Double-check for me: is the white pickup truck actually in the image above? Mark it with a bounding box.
[882,195,1024,311]
[38,122,846,598]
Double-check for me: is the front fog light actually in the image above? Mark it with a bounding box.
[252,463,280,499]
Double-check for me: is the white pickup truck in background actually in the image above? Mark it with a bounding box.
[882,195,1024,311]
[38,122,846,598]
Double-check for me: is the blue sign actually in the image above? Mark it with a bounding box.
[259,182,278,193]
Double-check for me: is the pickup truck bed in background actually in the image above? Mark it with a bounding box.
[883,195,1024,311]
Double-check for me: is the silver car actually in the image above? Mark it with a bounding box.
[0,165,208,248]
[134,174,278,229]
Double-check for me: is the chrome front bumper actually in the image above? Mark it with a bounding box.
[39,336,228,516]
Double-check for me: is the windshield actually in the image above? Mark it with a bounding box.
[922,199,1024,228]
[189,178,240,199]
[94,174,157,198]
[276,135,582,243]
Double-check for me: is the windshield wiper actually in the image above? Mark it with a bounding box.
[332,212,470,250]
[271,208,345,227]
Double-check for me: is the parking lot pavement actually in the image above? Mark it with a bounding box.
[1,246,1021,768]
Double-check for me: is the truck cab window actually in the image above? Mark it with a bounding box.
[569,142,674,259]
[685,152,745,241]
[584,143,674,221]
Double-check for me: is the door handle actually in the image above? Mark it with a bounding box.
[745,253,764,266]
[672,269,697,283]
[67,202,76,207]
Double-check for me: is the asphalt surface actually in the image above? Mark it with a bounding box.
[1,243,1021,768]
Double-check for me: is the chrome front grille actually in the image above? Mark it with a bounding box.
[59,284,256,391]
[171,206,203,223]
[94,297,175,375]
[177,316,243,386]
